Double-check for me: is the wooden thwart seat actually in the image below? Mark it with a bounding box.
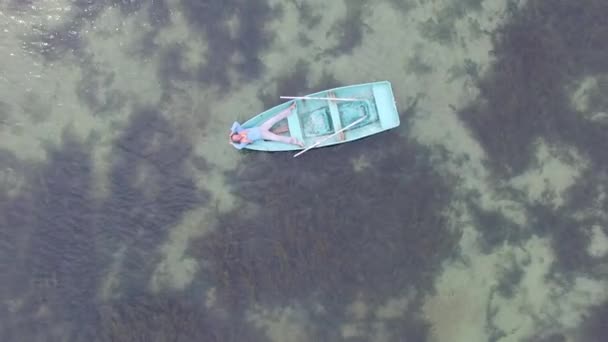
[327,92,346,141]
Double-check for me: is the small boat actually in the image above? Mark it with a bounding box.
[239,80,400,156]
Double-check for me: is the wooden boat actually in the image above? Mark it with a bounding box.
[239,80,400,156]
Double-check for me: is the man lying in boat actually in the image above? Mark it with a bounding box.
[229,102,305,149]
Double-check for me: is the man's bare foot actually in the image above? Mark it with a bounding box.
[290,137,304,147]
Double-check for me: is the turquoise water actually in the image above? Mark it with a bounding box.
[1,1,608,341]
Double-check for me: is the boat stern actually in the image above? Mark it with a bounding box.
[373,81,400,130]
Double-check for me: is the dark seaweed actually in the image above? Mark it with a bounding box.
[94,290,268,342]
[0,107,210,341]
[495,260,524,298]
[290,0,322,30]
[0,101,12,127]
[178,0,278,89]
[458,0,608,176]
[25,0,105,60]
[187,126,459,340]
[467,199,523,254]
[129,0,172,57]
[23,0,170,60]
[417,0,483,45]
[449,0,608,292]
[323,0,370,57]
[23,0,275,94]
[385,0,417,14]
[0,131,102,341]
[76,54,128,116]
[406,51,434,75]
[579,300,608,342]
[256,60,342,110]
[5,0,608,340]
[156,44,191,92]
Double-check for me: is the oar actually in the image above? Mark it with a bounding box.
[280,96,361,102]
[293,116,367,158]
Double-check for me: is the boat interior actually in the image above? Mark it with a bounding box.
[296,95,380,140]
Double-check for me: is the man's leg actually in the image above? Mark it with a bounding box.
[270,123,289,134]
[261,103,296,131]
[261,130,304,147]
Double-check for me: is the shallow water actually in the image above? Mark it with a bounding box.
[1,0,608,341]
